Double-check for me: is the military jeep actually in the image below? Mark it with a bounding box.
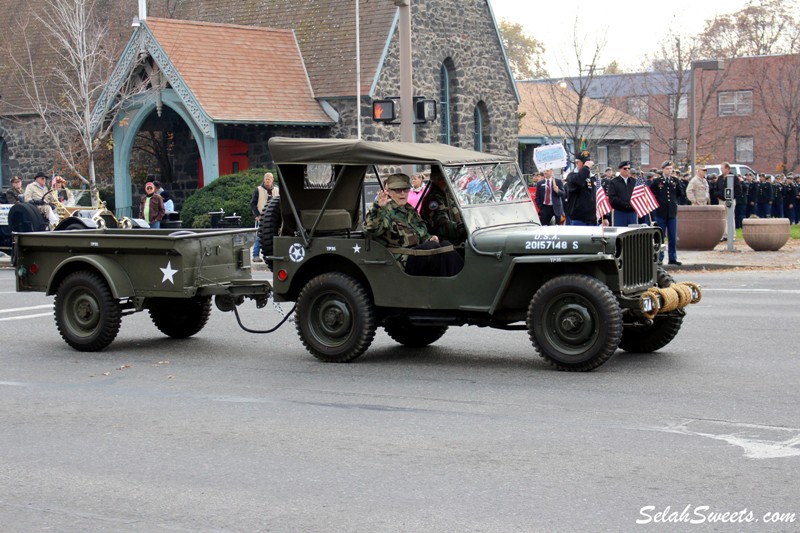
[259,137,697,371]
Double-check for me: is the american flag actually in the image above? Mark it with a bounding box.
[630,176,659,218]
[595,179,611,221]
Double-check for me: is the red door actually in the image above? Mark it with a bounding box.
[198,139,249,187]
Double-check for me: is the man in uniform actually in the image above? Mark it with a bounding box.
[649,160,686,265]
[607,161,638,226]
[420,170,466,244]
[756,173,773,218]
[782,175,795,223]
[566,151,605,226]
[745,172,759,217]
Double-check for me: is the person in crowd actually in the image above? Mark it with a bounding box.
[745,173,759,217]
[5,176,24,204]
[566,151,607,226]
[607,161,638,226]
[686,166,709,205]
[24,172,59,228]
[534,168,565,225]
[773,174,785,219]
[408,172,427,212]
[650,160,686,265]
[139,181,166,229]
[250,172,280,262]
[755,173,773,218]
[781,174,795,223]
[153,180,175,212]
[420,169,466,244]
[365,173,463,276]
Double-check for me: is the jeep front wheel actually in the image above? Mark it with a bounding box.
[619,268,684,353]
[296,273,376,362]
[527,274,622,371]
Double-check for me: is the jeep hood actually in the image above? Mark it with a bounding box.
[471,224,640,255]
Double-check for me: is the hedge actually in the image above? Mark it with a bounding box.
[180,168,272,228]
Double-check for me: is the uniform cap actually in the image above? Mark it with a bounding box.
[575,150,591,163]
[618,161,632,169]
[661,160,674,169]
[385,173,412,190]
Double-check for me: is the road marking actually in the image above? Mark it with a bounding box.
[655,420,800,459]
[702,288,800,294]
[0,312,53,322]
[0,304,53,314]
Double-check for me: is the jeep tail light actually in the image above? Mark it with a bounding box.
[277,269,288,281]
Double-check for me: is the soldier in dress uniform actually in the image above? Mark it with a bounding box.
[419,169,466,244]
[607,160,638,226]
[566,150,606,226]
[649,160,686,265]
[793,175,800,223]
[756,174,774,218]
[773,174,785,218]
[745,173,758,217]
[782,175,796,223]
[365,172,463,276]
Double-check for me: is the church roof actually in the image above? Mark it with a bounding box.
[144,18,332,124]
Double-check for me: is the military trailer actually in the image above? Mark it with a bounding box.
[258,138,700,371]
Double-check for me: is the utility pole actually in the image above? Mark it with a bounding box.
[395,0,413,144]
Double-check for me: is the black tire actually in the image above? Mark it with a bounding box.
[527,274,623,371]
[384,321,448,347]
[295,273,376,362]
[149,297,212,338]
[54,270,121,351]
[8,202,48,233]
[258,197,282,271]
[619,268,685,353]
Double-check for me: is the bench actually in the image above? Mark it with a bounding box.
[301,209,352,233]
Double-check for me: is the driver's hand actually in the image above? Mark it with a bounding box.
[430,235,439,243]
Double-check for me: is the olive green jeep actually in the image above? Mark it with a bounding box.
[259,137,699,371]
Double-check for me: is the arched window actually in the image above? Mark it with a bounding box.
[0,137,8,188]
[473,101,489,152]
[439,60,456,145]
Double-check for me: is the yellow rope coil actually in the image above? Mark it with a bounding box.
[639,288,661,320]
[680,281,703,304]
[672,283,693,308]
[654,286,680,312]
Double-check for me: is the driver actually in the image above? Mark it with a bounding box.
[23,172,59,228]
[419,169,466,244]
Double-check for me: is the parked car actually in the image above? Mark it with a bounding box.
[704,164,757,177]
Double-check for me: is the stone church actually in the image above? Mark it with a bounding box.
[0,0,519,216]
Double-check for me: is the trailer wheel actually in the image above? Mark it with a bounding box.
[55,271,121,352]
[527,274,622,371]
[295,273,376,362]
[258,197,282,271]
[384,321,448,347]
[619,268,685,353]
[149,296,212,338]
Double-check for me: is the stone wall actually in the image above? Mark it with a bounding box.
[0,116,55,186]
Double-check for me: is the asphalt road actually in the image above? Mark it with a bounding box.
[1,268,799,531]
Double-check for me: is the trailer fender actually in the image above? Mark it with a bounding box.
[47,255,135,299]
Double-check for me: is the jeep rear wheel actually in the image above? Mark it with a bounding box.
[296,273,376,362]
[527,274,622,371]
[620,268,684,353]
[384,321,448,347]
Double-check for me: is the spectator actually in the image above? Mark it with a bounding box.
[153,180,175,212]
[139,182,166,229]
[534,168,564,225]
[566,151,606,226]
[51,175,73,205]
[685,166,709,205]
[408,172,426,212]
[250,172,280,262]
[607,161,638,226]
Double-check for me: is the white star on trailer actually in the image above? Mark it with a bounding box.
[160,261,178,284]
[353,243,361,253]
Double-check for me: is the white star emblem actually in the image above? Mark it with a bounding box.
[160,261,178,284]
[288,243,306,263]
[353,243,361,254]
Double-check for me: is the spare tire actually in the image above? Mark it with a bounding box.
[8,203,48,233]
[258,197,282,271]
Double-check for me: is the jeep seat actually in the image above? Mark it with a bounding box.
[301,209,352,233]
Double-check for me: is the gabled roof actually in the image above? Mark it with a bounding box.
[517,81,649,141]
[143,18,332,125]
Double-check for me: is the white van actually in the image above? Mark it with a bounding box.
[703,164,757,177]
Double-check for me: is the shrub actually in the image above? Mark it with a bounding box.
[181,168,271,228]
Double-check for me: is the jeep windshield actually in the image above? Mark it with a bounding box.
[445,163,528,205]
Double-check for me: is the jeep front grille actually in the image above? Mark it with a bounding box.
[618,231,656,293]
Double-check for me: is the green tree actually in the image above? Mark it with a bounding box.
[499,19,548,79]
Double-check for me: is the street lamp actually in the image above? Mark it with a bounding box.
[689,59,732,250]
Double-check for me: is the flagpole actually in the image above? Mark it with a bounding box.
[355,0,362,139]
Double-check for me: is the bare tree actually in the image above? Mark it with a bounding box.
[699,0,800,57]
[753,58,800,171]
[8,0,144,188]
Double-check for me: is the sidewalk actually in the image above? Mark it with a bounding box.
[3,240,800,271]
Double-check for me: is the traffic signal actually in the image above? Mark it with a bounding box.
[372,100,396,122]
[415,99,437,122]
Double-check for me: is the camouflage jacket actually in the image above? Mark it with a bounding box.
[365,201,431,266]
[419,186,466,242]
